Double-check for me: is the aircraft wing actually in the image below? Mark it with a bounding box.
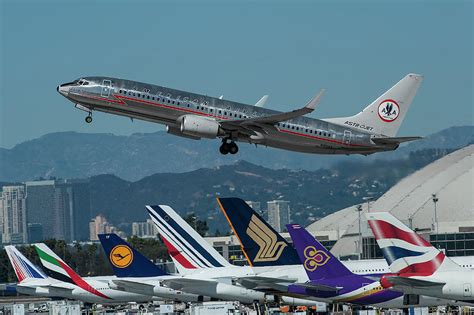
[236,276,297,292]
[371,136,422,145]
[221,90,324,131]
[385,276,446,288]
[293,282,341,293]
[110,279,155,295]
[162,278,219,291]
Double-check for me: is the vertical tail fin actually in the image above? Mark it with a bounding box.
[366,212,461,275]
[217,197,300,266]
[98,233,168,278]
[33,243,110,299]
[146,205,231,274]
[286,224,353,280]
[325,73,423,137]
[5,246,47,282]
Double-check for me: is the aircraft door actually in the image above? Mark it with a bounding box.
[343,130,352,144]
[101,79,112,97]
[464,283,472,297]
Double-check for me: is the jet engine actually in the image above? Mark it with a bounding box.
[179,115,222,139]
[166,125,201,140]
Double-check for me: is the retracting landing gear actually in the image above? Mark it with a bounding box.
[85,113,93,124]
[219,139,239,155]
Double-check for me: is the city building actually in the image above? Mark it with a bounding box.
[89,215,123,241]
[0,186,27,244]
[131,219,158,238]
[307,145,474,259]
[25,179,91,242]
[27,223,44,243]
[267,200,290,233]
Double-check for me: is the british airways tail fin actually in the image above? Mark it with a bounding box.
[286,224,353,281]
[325,73,423,137]
[146,205,231,274]
[366,212,461,275]
[217,197,300,266]
[98,233,168,278]
[5,246,47,282]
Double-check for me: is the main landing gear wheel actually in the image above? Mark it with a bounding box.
[85,115,92,124]
[219,140,239,155]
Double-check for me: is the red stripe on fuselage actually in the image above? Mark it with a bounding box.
[160,236,197,269]
[368,220,431,247]
[83,93,367,148]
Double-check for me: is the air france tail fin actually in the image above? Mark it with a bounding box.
[5,246,47,282]
[366,212,462,275]
[325,73,423,137]
[146,205,231,274]
[98,233,169,278]
[217,197,300,266]
[33,243,111,299]
[286,224,353,281]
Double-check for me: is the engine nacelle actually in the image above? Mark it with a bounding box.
[180,115,221,139]
[166,125,201,140]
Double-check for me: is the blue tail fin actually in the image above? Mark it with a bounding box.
[217,197,300,266]
[98,233,169,278]
[286,224,353,280]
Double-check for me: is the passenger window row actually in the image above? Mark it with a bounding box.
[277,122,332,137]
[118,89,181,106]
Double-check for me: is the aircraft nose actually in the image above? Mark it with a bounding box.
[57,84,70,97]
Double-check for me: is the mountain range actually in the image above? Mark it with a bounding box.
[0,125,472,182]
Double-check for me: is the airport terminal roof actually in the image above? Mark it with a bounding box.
[307,144,474,257]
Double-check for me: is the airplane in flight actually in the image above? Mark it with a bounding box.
[5,245,155,304]
[366,212,474,303]
[286,223,459,307]
[57,73,423,155]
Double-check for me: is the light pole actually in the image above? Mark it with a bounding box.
[363,196,374,213]
[356,205,363,260]
[432,194,439,234]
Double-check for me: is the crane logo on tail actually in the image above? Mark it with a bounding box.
[378,99,400,122]
[303,246,330,271]
[246,215,287,262]
[110,245,133,268]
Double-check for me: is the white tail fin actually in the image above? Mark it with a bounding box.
[325,73,423,137]
[5,246,48,282]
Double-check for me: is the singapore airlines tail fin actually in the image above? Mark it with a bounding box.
[146,205,231,274]
[366,212,462,275]
[98,233,169,278]
[217,197,301,266]
[325,73,423,137]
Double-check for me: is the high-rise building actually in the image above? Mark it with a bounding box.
[25,179,91,241]
[27,223,44,243]
[267,200,291,233]
[0,186,27,244]
[131,219,158,238]
[89,215,123,241]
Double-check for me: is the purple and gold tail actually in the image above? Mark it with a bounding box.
[286,224,353,280]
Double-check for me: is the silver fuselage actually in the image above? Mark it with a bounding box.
[58,77,397,155]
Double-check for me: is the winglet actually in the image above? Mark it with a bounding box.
[305,89,325,111]
[255,95,269,107]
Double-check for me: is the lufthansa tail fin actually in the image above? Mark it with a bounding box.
[217,197,300,266]
[366,212,462,275]
[325,73,423,137]
[98,233,169,278]
[287,224,353,281]
[5,246,48,282]
[146,205,231,274]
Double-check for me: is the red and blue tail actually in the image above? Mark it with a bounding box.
[5,246,47,282]
[366,212,461,276]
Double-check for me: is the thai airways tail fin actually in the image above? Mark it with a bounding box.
[366,212,462,275]
[324,73,423,137]
[286,224,353,281]
[98,233,169,278]
[33,243,110,299]
[217,197,300,266]
[146,205,231,274]
[5,246,48,282]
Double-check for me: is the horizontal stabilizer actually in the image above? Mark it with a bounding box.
[47,285,74,296]
[236,276,297,292]
[386,276,445,288]
[110,279,155,295]
[294,282,341,292]
[162,278,215,291]
[371,136,422,145]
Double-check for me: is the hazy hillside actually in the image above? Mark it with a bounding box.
[0,125,472,182]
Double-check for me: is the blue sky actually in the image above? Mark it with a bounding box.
[1,0,472,148]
